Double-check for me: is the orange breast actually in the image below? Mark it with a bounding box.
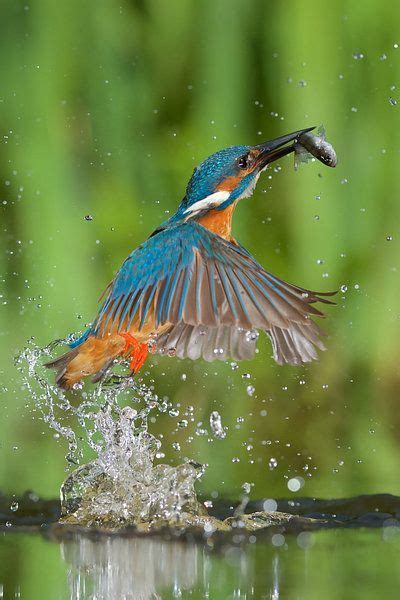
[197,202,237,240]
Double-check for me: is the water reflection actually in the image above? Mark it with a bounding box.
[60,533,282,599]
[2,528,400,599]
[61,535,201,599]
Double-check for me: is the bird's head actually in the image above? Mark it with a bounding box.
[175,127,314,221]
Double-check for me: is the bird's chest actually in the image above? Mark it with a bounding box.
[197,203,236,241]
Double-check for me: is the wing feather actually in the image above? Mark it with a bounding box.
[92,222,334,365]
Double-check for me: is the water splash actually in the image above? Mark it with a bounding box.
[15,338,205,527]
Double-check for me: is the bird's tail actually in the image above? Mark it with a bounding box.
[44,334,125,389]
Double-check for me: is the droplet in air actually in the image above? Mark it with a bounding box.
[210,411,226,439]
[246,385,255,397]
[287,477,304,492]
[242,482,251,494]
[245,329,259,342]
[268,457,278,470]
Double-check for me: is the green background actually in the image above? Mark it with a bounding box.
[1,0,400,506]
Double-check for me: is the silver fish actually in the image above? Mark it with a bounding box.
[294,126,337,170]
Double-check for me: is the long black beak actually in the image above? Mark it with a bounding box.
[255,126,315,169]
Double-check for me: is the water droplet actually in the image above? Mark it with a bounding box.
[389,97,397,106]
[10,501,18,512]
[268,457,278,470]
[352,51,364,60]
[340,284,348,293]
[209,411,226,439]
[177,419,188,428]
[271,533,285,547]
[288,477,303,492]
[263,498,278,511]
[246,385,255,397]
[242,482,251,494]
[386,235,393,241]
[245,329,259,342]
[84,214,93,221]
[213,347,224,355]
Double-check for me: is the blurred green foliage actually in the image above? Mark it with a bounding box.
[1,0,400,506]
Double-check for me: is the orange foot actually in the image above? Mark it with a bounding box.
[119,332,149,374]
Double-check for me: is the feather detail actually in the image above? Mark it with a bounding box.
[89,222,335,367]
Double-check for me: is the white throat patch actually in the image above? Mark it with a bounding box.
[236,172,260,199]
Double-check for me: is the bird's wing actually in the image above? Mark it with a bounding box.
[94,222,335,365]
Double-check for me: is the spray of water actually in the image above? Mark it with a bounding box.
[15,338,205,527]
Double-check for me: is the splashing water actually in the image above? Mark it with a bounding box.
[15,338,205,528]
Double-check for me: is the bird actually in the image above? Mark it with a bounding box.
[45,127,335,389]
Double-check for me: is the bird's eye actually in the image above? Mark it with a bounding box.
[238,154,250,169]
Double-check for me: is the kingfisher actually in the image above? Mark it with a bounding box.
[46,127,335,389]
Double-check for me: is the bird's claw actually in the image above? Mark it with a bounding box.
[119,332,148,374]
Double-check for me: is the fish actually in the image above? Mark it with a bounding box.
[294,126,337,170]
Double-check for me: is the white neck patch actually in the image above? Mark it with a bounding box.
[184,190,231,215]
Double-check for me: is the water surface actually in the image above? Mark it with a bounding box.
[1,528,399,599]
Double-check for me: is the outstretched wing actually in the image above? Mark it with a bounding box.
[93,222,335,365]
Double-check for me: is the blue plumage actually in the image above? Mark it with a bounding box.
[92,220,332,346]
